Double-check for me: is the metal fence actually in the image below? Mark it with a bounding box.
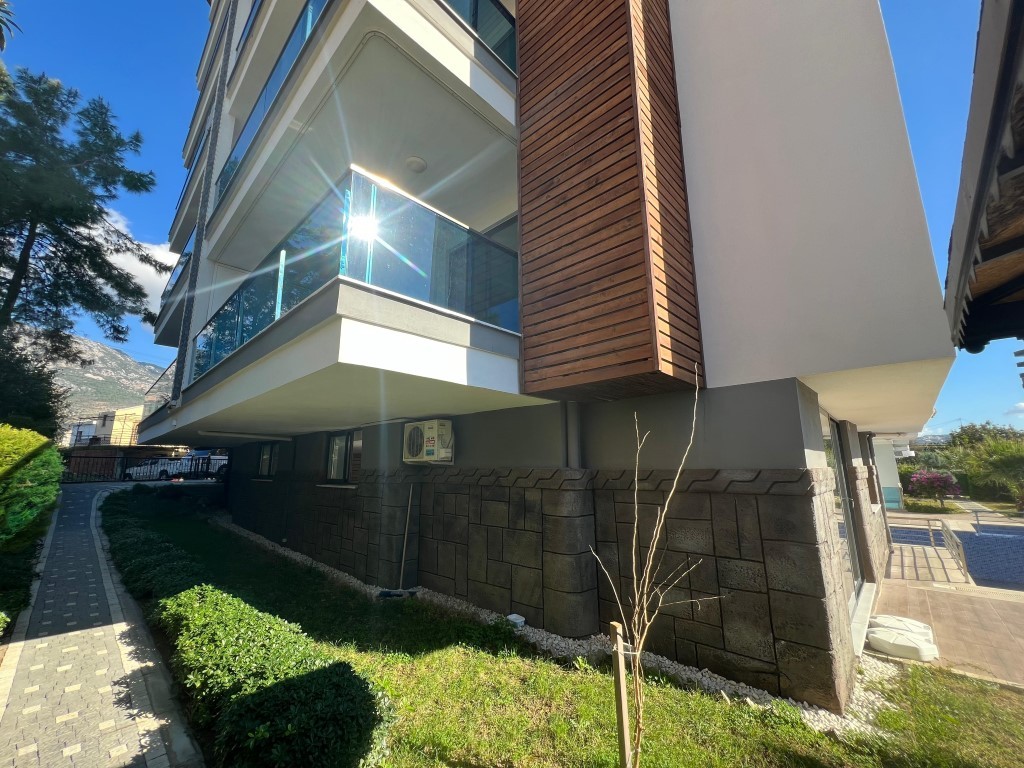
[941,520,968,576]
[61,454,228,484]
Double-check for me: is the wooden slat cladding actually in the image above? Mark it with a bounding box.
[518,0,703,400]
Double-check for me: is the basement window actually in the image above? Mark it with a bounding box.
[257,442,279,478]
[326,430,362,484]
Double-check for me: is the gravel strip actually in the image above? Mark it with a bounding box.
[211,516,902,735]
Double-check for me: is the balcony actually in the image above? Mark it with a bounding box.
[176,126,209,214]
[193,166,518,382]
[446,0,516,72]
[153,227,197,348]
[216,0,330,203]
[215,0,518,218]
[143,361,177,419]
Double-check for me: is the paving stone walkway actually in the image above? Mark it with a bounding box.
[0,484,202,768]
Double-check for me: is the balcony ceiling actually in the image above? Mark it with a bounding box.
[139,281,545,447]
[210,4,517,272]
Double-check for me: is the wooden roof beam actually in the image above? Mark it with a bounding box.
[980,231,1024,261]
[961,300,1024,352]
[974,269,1024,306]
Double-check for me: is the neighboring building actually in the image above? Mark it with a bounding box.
[947,0,1024,383]
[139,0,953,711]
[93,406,146,447]
[60,419,97,448]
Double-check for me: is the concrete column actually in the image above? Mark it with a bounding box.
[837,421,889,584]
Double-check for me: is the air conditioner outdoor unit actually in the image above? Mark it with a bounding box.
[403,419,454,464]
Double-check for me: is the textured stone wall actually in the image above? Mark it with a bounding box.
[416,468,599,638]
[593,468,856,711]
[228,443,420,590]
[229,450,870,711]
[847,464,891,584]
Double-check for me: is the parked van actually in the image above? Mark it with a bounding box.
[121,458,180,481]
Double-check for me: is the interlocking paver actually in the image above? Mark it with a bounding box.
[0,485,203,766]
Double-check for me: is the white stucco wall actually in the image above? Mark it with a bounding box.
[670,1,953,393]
[872,438,901,489]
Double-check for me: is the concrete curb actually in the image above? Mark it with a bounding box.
[91,489,205,768]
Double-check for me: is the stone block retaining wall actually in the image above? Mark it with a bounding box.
[592,468,856,710]
[416,468,599,638]
[847,464,891,584]
[230,454,872,711]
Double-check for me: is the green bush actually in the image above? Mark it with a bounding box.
[157,586,324,725]
[101,492,393,767]
[0,506,52,638]
[103,508,208,602]
[216,663,394,768]
[156,484,185,501]
[897,462,918,494]
[0,424,62,542]
[158,586,393,767]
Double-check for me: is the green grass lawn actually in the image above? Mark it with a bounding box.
[977,500,1021,516]
[103,491,1024,768]
[901,498,964,514]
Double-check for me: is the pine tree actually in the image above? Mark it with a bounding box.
[0,63,163,363]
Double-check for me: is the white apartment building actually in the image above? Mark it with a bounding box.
[140,0,953,711]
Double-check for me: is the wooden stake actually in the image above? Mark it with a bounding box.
[611,621,633,768]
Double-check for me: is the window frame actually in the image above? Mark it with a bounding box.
[256,442,279,478]
[325,430,361,484]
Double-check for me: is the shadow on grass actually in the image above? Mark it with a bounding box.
[761,742,999,768]
[214,662,391,768]
[103,491,526,660]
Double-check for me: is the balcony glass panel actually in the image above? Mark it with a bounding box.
[216,0,330,202]
[176,128,208,213]
[142,361,177,418]
[236,0,264,51]
[446,0,517,72]
[191,168,519,383]
[281,193,346,313]
[160,226,197,307]
[239,256,279,344]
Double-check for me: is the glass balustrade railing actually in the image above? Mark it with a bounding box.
[237,0,265,52]
[447,0,517,72]
[160,226,197,308]
[216,0,329,202]
[175,127,209,213]
[191,167,519,382]
[143,361,177,418]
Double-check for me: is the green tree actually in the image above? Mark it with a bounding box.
[0,337,67,437]
[0,64,163,363]
[966,439,1024,512]
[0,1,18,52]
[949,421,1024,448]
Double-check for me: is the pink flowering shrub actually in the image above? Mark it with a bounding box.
[908,469,960,507]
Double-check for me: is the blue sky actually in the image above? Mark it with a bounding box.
[1,0,1021,430]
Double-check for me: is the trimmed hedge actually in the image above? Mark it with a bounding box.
[101,492,393,767]
[0,424,62,543]
[159,587,393,767]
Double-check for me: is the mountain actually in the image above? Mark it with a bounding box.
[52,336,166,420]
